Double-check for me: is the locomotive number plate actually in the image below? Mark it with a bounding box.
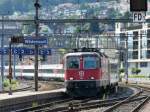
[79,71,84,79]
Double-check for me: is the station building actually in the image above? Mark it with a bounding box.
[116,19,150,77]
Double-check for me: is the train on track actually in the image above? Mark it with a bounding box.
[63,48,119,96]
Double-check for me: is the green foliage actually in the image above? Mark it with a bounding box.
[75,26,82,33]
[3,79,9,87]
[0,0,89,14]
[11,79,17,85]
[131,68,141,75]
[119,68,125,74]
[129,75,147,78]
[3,79,18,87]
[121,11,132,19]
[58,49,66,55]
[22,18,35,34]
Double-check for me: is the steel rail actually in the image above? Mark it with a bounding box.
[103,90,143,112]
[15,98,73,112]
[41,96,147,112]
[131,96,150,112]
[14,96,119,112]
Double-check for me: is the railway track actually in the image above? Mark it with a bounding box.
[129,84,150,112]
[103,90,144,112]
[13,85,130,112]
[131,96,150,112]
[13,84,150,112]
[15,94,144,112]
[103,84,150,112]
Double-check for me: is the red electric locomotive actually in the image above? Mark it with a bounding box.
[63,48,114,96]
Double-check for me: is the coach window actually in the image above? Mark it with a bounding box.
[83,56,99,69]
[67,56,79,69]
[39,69,53,73]
[23,69,34,73]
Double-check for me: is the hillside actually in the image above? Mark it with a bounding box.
[0,0,124,14]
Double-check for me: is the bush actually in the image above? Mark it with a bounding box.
[132,68,141,75]
[119,68,125,74]
[3,79,18,87]
[3,80,10,87]
[11,80,17,85]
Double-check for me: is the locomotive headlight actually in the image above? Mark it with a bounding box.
[90,77,94,80]
[70,77,73,80]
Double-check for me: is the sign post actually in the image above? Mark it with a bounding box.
[130,0,147,23]
[128,0,148,84]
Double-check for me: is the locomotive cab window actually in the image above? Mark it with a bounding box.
[83,56,99,69]
[67,56,79,69]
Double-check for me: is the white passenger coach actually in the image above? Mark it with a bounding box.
[4,64,64,79]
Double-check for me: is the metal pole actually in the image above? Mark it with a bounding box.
[0,15,4,91]
[34,0,40,91]
[13,45,16,79]
[8,41,12,95]
[125,38,128,84]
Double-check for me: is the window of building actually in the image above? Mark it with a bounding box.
[133,31,138,40]
[147,50,150,58]
[141,50,147,59]
[140,62,147,67]
[147,40,150,48]
[147,30,150,38]
[133,41,138,49]
[133,51,138,59]
[120,33,126,41]
[128,51,133,59]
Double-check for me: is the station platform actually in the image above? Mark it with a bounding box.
[0,88,65,112]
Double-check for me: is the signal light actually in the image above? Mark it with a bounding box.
[11,36,24,43]
[130,0,147,11]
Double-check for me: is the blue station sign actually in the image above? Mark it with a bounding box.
[0,47,51,55]
[24,37,48,45]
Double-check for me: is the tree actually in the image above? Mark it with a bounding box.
[131,68,141,75]
[121,11,132,19]
[119,68,125,81]
[119,68,125,74]
[136,69,141,75]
